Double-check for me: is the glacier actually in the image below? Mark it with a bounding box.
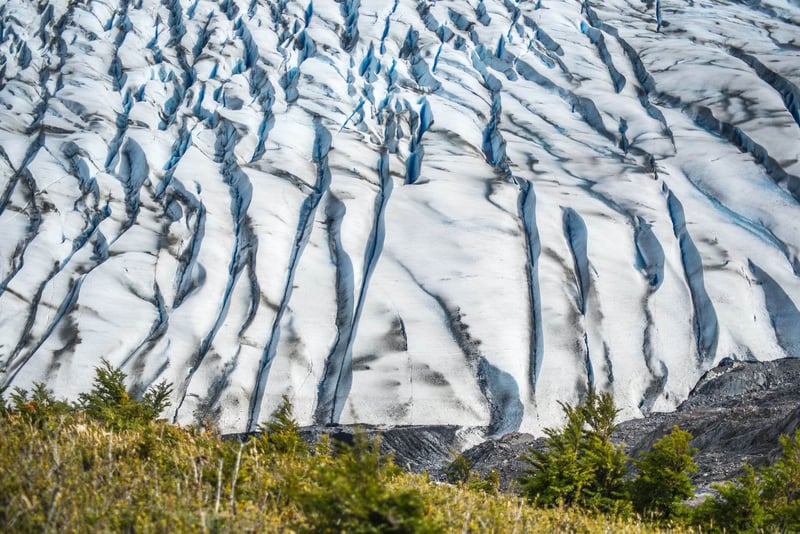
[0,0,798,437]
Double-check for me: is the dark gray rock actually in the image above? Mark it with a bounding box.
[463,357,800,491]
[617,357,800,489]
[231,358,800,492]
[298,424,477,475]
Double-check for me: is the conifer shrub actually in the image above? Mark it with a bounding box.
[519,391,628,513]
[760,430,800,531]
[445,453,501,494]
[296,431,438,533]
[255,394,308,457]
[78,359,172,429]
[627,426,697,522]
[5,382,71,426]
[445,453,472,484]
[693,429,800,532]
[692,464,766,532]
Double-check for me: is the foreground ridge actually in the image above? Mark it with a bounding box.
[0,0,798,434]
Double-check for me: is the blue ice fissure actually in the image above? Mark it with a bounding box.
[418,97,433,141]
[157,121,192,198]
[518,179,544,391]
[690,105,800,203]
[405,145,423,184]
[247,121,332,431]
[116,138,149,228]
[666,189,719,364]
[478,356,524,437]
[476,1,491,26]
[172,182,207,308]
[2,274,86,389]
[399,261,524,437]
[729,47,800,129]
[319,150,394,423]
[583,332,595,390]
[314,195,356,424]
[359,42,374,77]
[338,0,360,52]
[0,170,41,296]
[409,52,440,91]
[481,89,508,169]
[121,282,170,369]
[522,15,564,56]
[173,120,257,421]
[580,22,625,93]
[634,216,665,288]
[681,170,797,274]
[104,91,133,172]
[562,207,590,315]
[749,260,800,356]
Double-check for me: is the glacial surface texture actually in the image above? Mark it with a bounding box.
[0,0,798,435]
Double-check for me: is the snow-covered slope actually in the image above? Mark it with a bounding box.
[1,0,798,435]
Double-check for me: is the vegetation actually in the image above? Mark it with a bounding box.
[692,430,800,532]
[519,392,699,524]
[0,364,674,533]
[629,426,697,521]
[444,453,500,494]
[3,362,799,532]
[518,391,628,513]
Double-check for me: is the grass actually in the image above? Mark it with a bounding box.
[0,408,692,533]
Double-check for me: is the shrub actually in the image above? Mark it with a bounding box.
[78,359,172,429]
[6,382,72,425]
[295,431,439,533]
[760,430,800,531]
[444,453,472,485]
[628,425,697,521]
[519,391,628,513]
[444,453,500,494]
[697,430,800,532]
[256,395,308,457]
[692,464,766,532]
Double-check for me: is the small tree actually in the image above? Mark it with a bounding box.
[692,464,766,532]
[760,430,800,531]
[692,429,800,532]
[444,453,500,493]
[519,391,628,512]
[628,425,697,521]
[256,395,307,457]
[78,359,172,429]
[4,382,71,426]
[297,431,439,532]
[519,399,586,507]
[581,392,629,512]
[444,453,472,485]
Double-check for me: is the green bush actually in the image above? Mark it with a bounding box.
[255,394,308,457]
[692,464,766,532]
[444,453,472,485]
[519,391,628,513]
[444,453,500,494]
[760,430,800,531]
[695,430,800,532]
[628,425,697,522]
[297,432,439,533]
[78,359,172,429]
[5,382,72,426]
